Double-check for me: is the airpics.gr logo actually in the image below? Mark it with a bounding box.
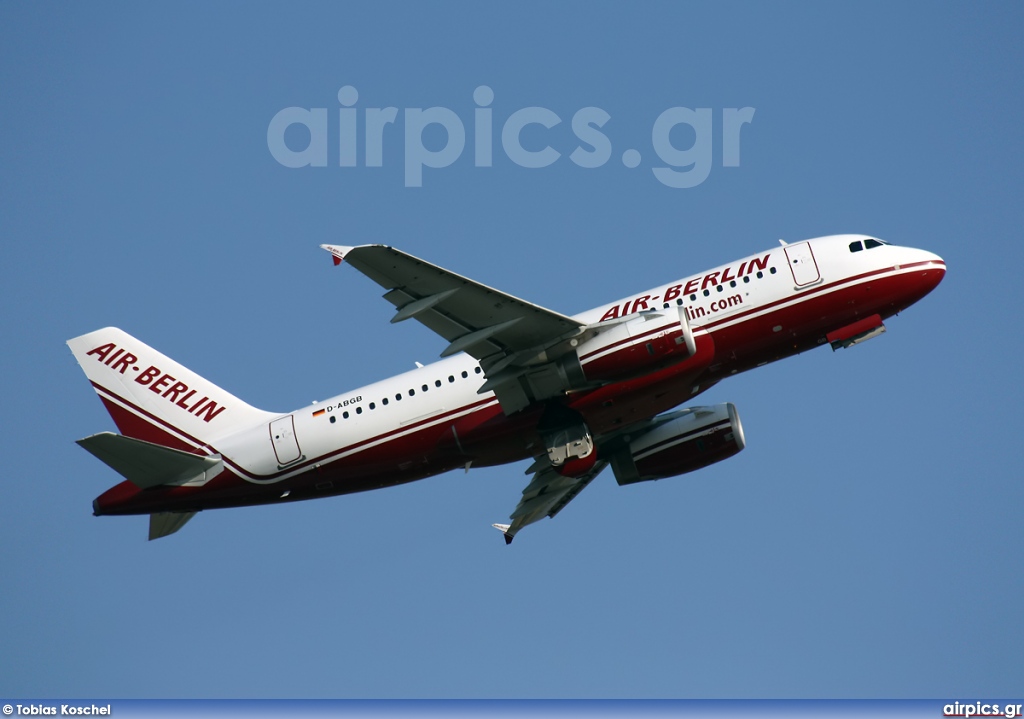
[267,86,755,188]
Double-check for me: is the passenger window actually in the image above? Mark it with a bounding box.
[343,411,349,419]
[356,406,362,414]
[770,267,777,274]
[422,384,428,392]
[382,397,389,406]
[743,276,750,284]
[474,367,482,374]
[369,402,375,410]
[849,241,863,252]
[448,376,455,383]
[461,371,468,378]
[409,388,415,396]
[435,379,442,387]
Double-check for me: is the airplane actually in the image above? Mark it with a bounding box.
[68,234,945,542]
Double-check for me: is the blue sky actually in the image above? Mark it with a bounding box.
[1,1,1022,699]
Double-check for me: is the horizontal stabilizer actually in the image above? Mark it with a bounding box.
[77,432,222,490]
[149,511,196,540]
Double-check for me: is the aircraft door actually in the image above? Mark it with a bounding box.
[269,415,302,466]
[784,242,821,287]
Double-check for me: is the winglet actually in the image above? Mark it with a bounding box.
[492,523,514,545]
[320,244,353,266]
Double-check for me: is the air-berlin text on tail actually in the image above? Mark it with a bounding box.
[85,343,227,423]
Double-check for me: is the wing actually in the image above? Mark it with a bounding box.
[322,244,582,358]
[493,460,609,544]
[323,244,590,413]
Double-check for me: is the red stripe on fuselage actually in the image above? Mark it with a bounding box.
[577,322,670,363]
[94,377,501,481]
[700,260,943,332]
[92,382,209,452]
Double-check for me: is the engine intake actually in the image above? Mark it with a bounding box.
[611,403,745,485]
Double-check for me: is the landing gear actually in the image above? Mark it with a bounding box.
[538,403,597,477]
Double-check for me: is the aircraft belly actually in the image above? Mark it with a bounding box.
[93,469,250,516]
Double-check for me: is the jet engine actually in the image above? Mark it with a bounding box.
[610,403,745,485]
[570,306,697,384]
[486,306,703,413]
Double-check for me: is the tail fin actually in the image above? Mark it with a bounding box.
[68,327,274,451]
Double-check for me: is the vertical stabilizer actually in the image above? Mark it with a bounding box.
[68,327,274,452]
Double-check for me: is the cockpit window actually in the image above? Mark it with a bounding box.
[865,239,884,249]
[849,241,863,253]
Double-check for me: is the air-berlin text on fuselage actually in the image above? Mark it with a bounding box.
[599,253,770,322]
[85,342,227,423]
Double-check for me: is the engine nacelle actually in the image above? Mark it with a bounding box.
[570,306,696,384]
[485,307,704,415]
[610,403,746,485]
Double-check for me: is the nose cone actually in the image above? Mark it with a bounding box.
[898,248,946,310]
[917,249,946,290]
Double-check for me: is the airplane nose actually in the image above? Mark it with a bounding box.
[922,249,945,268]
[919,250,946,288]
[897,249,945,310]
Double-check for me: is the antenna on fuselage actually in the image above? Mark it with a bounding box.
[778,238,788,246]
